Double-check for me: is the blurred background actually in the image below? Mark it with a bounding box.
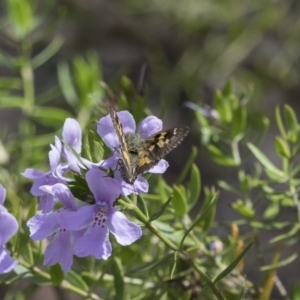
[1,0,300,299]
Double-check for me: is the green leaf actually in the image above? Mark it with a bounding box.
[128,253,174,273]
[58,61,79,108]
[65,270,89,292]
[207,145,237,166]
[157,177,172,203]
[175,146,198,184]
[290,283,300,300]
[50,264,64,286]
[149,196,173,222]
[218,180,240,194]
[188,164,201,209]
[248,143,286,179]
[112,257,125,300]
[6,0,33,39]
[0,97,24,108]
[232,200,254,218]
[214,91,232,123]
[270,225,299,243]
[180,193,218,249]
[231,106,247,138]
[275,106,287,138]
[263,203,279,219]
[0,49,16,68]
[172,185,188,217]
[284,105,298,133]
[32,36,64,69]
[0,77,22,90]
[260,253,298,271]
[32,106,72,128]
[213,242,253,283]
[222,79,234,97]
[87,129,109,163]
[275,136,291,158]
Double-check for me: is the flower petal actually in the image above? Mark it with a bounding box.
[21,168,44,179]
[43,230,73,273]
[27,212,59,240]
[138,116,162,138]
[37,194,55,213]
[57,205,95,231]
[0,209,18,246]
[86,169,122,205]
[49,138,62,171]
[97,111,136,148]
[107,208,142,245]
[74,226,112,260]
[40,184,77,211]
[0,248,17,274]
[149,159,169,173]
[114,172,149,196]
[0,185,6,205]
[62,118,82,153]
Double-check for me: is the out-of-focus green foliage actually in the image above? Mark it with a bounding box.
[0,0,300,299]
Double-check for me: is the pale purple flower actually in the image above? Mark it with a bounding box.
[57,169,142,260]
[27,183,82,273]
[184,102,219,120]
[22,138,65,213]
[22,118,86,213]
[0,185,18,274]
[97,111,169,195]
[60,118,83,174]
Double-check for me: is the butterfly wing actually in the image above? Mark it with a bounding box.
[109,107,135,181]
[136,126,190,175]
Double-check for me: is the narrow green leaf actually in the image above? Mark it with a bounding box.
[231,106,247,138]
[57,61,79,108]
[32,106,72,128]
[188,164,201,209]
[149,196,173,222]
[218,180,240,194]
[32,36,64,69]
[137,194,149,219]
[172,185,188,217]
[275,106,287,138]
[263,203,279,219]
[214,91,232,123]
[290,283,300,300]
[7,0,33,38]
[0,77,22,90]
[232,200,254,218]
[0,49,16,68]
[222,79,234,97]
[65,270,89,291]
[50,264,64,286]
[270,225,299,243]
[213,242,253,284]
[180,194,217,249]
[128,253,174,273]
[170,252,178,280]
[248,143,286,179]
[275,136,291,158]
[175,146,197,184]
[260,253,298,271]
[112,257,125,300]
[284,105,298,133]
[0,97,24,108]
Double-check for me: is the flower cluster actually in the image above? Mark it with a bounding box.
[0,185,18,274]
[23,111,169,272]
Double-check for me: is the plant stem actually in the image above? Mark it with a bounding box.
[19,259,102,300]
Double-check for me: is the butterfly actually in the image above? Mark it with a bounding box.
[109,107,190,184]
